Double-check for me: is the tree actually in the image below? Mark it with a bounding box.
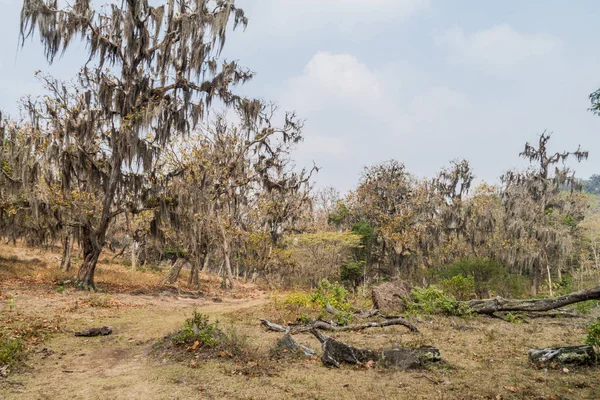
[583,175,600,195]
[19,0,256,289]
[500,133,588,295]
[157,107,313,288]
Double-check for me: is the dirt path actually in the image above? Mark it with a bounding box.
[1,288,270,400]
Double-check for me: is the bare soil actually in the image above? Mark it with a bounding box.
[1,244,599,399]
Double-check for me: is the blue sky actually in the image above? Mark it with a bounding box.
[0,0,598,192]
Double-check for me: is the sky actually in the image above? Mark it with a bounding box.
[0,0,598,193]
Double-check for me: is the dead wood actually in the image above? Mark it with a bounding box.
[464,286,600,315]
[310,329,378,368]
[270,333,316,358]
[528,345,596,367]
[259,317,418,334]
[310,329,440,369]
[74,326,112,337]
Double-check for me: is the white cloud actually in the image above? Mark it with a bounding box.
[286,51,383,112]
[435,24,559,75]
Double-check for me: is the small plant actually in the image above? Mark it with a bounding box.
[310,279,351,312]
[7,295,16,311]
[0,336,25,370]
[172,312,221,348]
[585,318,600,350]
[504,312,525,324]
[574,300,599,315]
[407,286,471,316]
[296,313,312,325]
[56,285,65,294]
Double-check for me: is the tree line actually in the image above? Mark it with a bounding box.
[0,0,597,297]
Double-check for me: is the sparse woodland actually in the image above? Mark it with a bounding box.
[1,1,600,399]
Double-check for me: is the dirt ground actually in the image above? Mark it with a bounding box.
[1,244,600,400]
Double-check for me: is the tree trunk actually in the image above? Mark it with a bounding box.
[221,235,235,289]
[162,258,184,284]
[130,239,138,271]
[75,227,104,290]
[531,265,540,297]
[60,233,74,272]
[465,285,600,315]
[188,255,199,287]
[201,250,210,272]
[77,248,101,291]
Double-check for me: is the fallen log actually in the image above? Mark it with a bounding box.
[464,286,600,315]
[74,326,112,337]
[259,317,418,334]
[310,329,441,369]
[528,345,596,367]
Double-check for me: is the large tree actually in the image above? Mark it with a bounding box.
[500,133,588,295]
[19,0,256,289]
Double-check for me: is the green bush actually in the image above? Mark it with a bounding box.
[439,275,475,301]
[340,261,364,286]
[407,286,471,316]
[438,258,530,298]
[574,300,599,314]
[0,336,25,369]
[586,318,600,350]
[276,280,355,326]
[172,312,221,348]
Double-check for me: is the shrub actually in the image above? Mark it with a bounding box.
[439,275,475,301]
[586,318,600,350]
[407,286,471,316]
[275,280,355,326]
[172,312,221,348]
[438,258,530,298]
[0,336,25,369]
[574,300,599,314]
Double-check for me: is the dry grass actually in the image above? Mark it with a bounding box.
[0,243,599,399]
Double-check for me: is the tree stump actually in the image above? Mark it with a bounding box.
[528,345,596,368]
[270,333,316,359]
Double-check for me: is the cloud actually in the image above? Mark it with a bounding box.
[435,24,560,75]
[286,52,383,113]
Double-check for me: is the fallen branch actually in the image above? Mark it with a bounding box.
[74,326,112,337]
[260,317,418,334]
[464,286,600,315]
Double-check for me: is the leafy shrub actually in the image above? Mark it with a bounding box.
[406,286,471,316]
[275,280,355,325]
[574,300,599,314]
[586,318,600,350]
[439,275,475,301]
[0,336,25,369]
[438,258,530,298]
[310,279,350,311]
[172,312,221,348]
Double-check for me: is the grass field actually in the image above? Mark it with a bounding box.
[1,243,599,400]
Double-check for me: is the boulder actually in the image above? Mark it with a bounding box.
[372,280,411,313]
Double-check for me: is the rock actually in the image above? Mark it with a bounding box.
[528,345,596,368]
[74,326,113,337]
[380,346,441,370]
[371,280,411,313]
